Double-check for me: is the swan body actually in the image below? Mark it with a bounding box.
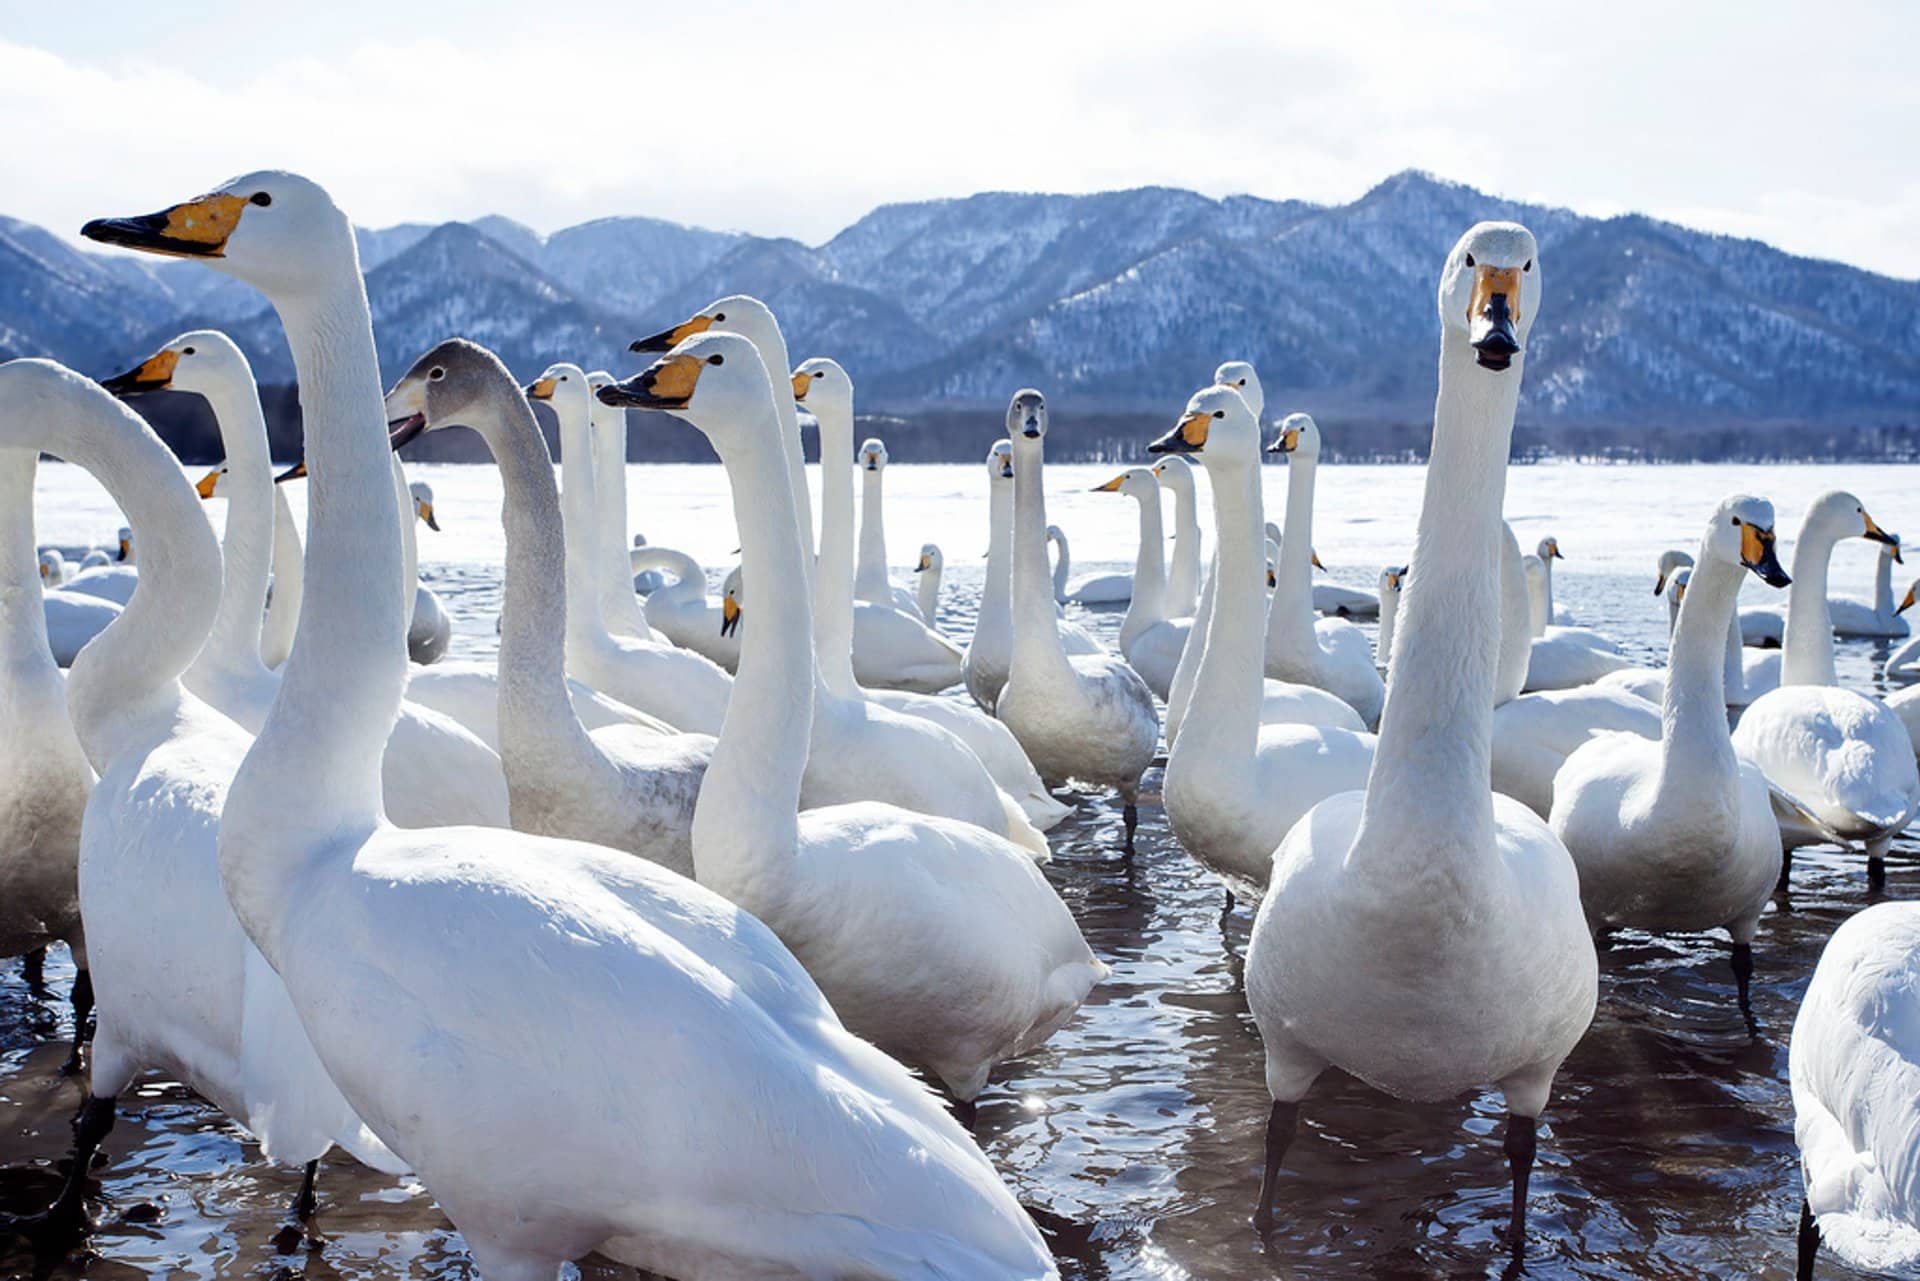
[1791,901,1920,1276]
[61,563,138,606]
[1732,491,1920,856]
[849,598,966,693]
[1050,525,1132,605]
[1154,385,1376,894]
[106,174,1058,1281]
[997,392,1159,809]
[1246,225,1595,1237]
[42,589,121,666]
[635,546,743,670]
[1095,466,1192,700]
[1264,414,1386,728]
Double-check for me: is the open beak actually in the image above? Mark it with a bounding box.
[102,349,181,397]
[81,192,251,259]
[1468,264,1523,371]
[418,502,441,533]
[630,314,715,354]
[1265,427,1301,455]
[274,460,308,484]
[598,354,704,411]
[720,595,741,637]
[194,469,220,500]
[388,413,429,451]
[1150,412,1210,455]
[1740,524,1792,589]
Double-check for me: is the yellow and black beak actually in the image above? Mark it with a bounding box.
[598,353,708,411]
[274,460,308,484]
[1674,579,1688,604]
[417,501,440,533]
[1468,263,1523,371]
[102,348,181,397]
[1653,572,1669,596]
[791,371,813,403]
[194,468,220,500]
[999,457,1014,479]
[720,594,742,637]
[1900,586,1916,615]
[1311,550,1326,571]
[1150,411,1211,455]
[1091,473,1127,493]
[525,376,558,402]
[1863,511,1898,548]
[1266,566,1277,589]
[915,553,932,572]
[81,191,254,259]
[1544,540,1564,560]
[1265,426,1301,455]
[1739,523,1792,588]
[630,313,715,354]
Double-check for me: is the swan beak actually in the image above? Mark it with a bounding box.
[1891,539,1906,565]
[630,314,715,354]
[194,469,220,500]
[273,460,307,484]
[791,372,813,403]
[1653,572,1668,595]
[1675,580,1687,603]
[524,377,558,402]
[1900,586,1916,615]
[598,354,704,411]
[1265,427,1300,455]
[1020,416,1041,439]
[1863,512,1898,547]
[1149,412,1210,455]
[1468,264,1523,371]
[1545,541,1564,560]
[81,192,252,259]
[916,554,932,572]
[1267,568,1277,588]
[1091,474,1126,492]
[387,412,429,451]
[999,461,1014,479]
[720,595,742,636]
[1739,524,1792,589]
[102,348,180,396]
[417,501,441,533]
[1311,550,1326,571]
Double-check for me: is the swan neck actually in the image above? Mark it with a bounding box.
[189,374,274,690]
[1541,552,1555,621]
[590,402,648,635]
[1494,524,1531,705]
[1050,528,1069,600]
[1009,439,1073,674]
[812,399,860,697]
[1177,461,1264,770]
[260,482,305,669]
[1782,528,1838,686]
[1526,561,1548,637]
[916,559,941,622]
[1167,476,1201,613]
[0,451,57,668]
[1266,452,1319,660]
[854,464,890,603]
[556,399,608,645]
[1659,552,1741,784]
[978,482,1014,640]
[1120,486,1169,644]
[1877,543,1895,615]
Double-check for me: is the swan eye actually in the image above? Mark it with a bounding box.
[713,313,726,322]
[1523,259,1533,272]
[250,192,272,207]
[1464,252,1476,267]
[1731,517,1741,527]
[429,367,445,381]
[707,354,724,366]
[1237,378,1246,386]
[1213,410,1225,419]
[182,346,196,356]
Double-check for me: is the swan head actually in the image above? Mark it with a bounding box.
[1380,564,1408,596]
[194,465,228,500]
[1007,389,1047,441]
[525,362,593,423]
[986,440,1014,483]
[37,549,63,581]
[102,329,252,402]
[599,331,776,450]
[83,171,354,294]
[916,544,941,574]
[1653,548,1694,595]
[720,568,744,637]
[1149,382,1259,465]
[790,357,851,421]
[384,337,520,450]
[1706,495,1791,588]
[1439,222,1539,372]
[1151,453,1198,493]
[409,482,440,533]
[1264,412,1321,462]
[1800,490,1898,551]
[631,294,777,359]
[1213,361,1264,422]
[859,437,889,473]
[1538,536,1563,561]
[117,527,133,561]
[1090,467,1157,501]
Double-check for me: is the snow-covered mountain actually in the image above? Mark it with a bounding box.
[6,171,1917,433]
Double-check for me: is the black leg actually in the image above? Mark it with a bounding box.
[0,1094,116,1245]
[1253,1100,1300,1234]
[1797,1198,1819,1281]
[291,1159,319,1221]
[1504,1113,1538,1251]
[1122,802,1138,854]
[1777,845,1792,893]
[1869,852,1888,892]
[1731,942,1755,1015]
[21,946,47,997]
[62,968,93,1077]
[1224,887,1237,914]
[950,1096,978,1133]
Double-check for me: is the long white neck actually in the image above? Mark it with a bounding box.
[223,266,406,955]
[692,405,814,893]
[1358,336,1520,860]
[977,481,1014,652]
[1164,549,1217,744]
[1049,529,1069,601]
[1657,550,1743,798]
[590,398,650,638]
[1175,461,1264,777]
[1165,473,1202,616]
[1722,609,1745,701]
[632,547,708,606]
[1119,487,1169,648]
[854,463,891,604]
[1781,526,1840,687]
[0,452,59,674]
[394,457,419,629]
[1540,552,1556,621]
[1494,523,1530,705]
[812,400,860,697]
[915,558,942,624]
[260,482,304,669]
[1876,543,1897,617]
[1525,562,1548,637]
[555,397,609,649]
[1010,439,1075,679]
[1265,451,1319,666]
[187,372,274,693]
[753,328,815,572]
[1377,580,1398,667]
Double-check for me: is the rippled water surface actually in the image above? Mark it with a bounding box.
[8,461,1920,1279]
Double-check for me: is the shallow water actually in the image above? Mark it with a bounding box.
[10,461,1920,1279]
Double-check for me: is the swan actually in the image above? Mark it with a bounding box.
[1742,534,1907,645]
[914,542,943,626]
[390,340,710,876]
[853,436,923,616]
[77,548,109,571]
[2,448,95,1072]
[796,359,1069,833]
[37,548,71,584]
[633,545,742,670]
[103,332,510,831]
[527,363,732,734]
[403,480,452,664]
[1533,536,1585,627]
[1245,222,1596,1245]
[1094,466,1192,699]
[1732,490,1920,877]
[60,527,138,605]
[1526,544,1623,655]
[1155,384,1375,896]
[1050,525,1132,605]
[0,357,400,1242]
[997,390,1159,843]
[1790,901,1920,1279]
[1264,414,1386,727]
[609,329,1100,1107]
[584,370,659,641]
[629,533,668,594]
[1375,565,1405,670]
[1598,551,1782,707]
[1549,496,1791,1011]
[1153,454,1202,618]
[92,170,1054,1281]
[42,582,121,666]
[1520,553,1633,691]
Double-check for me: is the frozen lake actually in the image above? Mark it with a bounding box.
[8,457,1920,1279]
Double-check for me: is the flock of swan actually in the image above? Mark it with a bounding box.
[0,171,1916,1281]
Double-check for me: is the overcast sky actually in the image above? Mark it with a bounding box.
[6,1,1916,277]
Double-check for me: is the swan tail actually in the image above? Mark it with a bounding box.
[999,792,1052,863]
